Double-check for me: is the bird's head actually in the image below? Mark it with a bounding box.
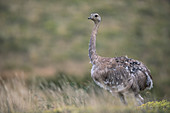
[88,13,101,24]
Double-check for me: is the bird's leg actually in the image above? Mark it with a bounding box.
[118,93,127,105]
[134,94,144,105]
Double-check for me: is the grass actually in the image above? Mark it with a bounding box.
[0,74,169,113]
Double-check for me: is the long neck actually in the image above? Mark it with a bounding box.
[89,22,100,64]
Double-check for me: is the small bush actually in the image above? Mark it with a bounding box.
[139,100,170,113]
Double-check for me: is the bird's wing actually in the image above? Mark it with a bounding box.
[102,65,133,93]
[114,56,153,90]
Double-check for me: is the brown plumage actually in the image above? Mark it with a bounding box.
[88,13,153,105]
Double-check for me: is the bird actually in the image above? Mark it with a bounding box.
[88,13,153,105]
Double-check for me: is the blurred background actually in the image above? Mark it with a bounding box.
[0,0,169,99]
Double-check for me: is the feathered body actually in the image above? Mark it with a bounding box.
[91,56,153,93]
[88,13,153,105]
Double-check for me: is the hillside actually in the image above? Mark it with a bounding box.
[0,0,170,99]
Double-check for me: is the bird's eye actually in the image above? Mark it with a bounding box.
[95,15,98,17]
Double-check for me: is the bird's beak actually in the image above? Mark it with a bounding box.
[88,17,91,19]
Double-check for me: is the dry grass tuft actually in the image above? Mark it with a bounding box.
[0,74,169,113]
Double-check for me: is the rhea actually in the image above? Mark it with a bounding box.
[88,13,153,105]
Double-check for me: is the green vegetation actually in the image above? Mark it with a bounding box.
[0,0,170,112]
[139,100,170,113]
